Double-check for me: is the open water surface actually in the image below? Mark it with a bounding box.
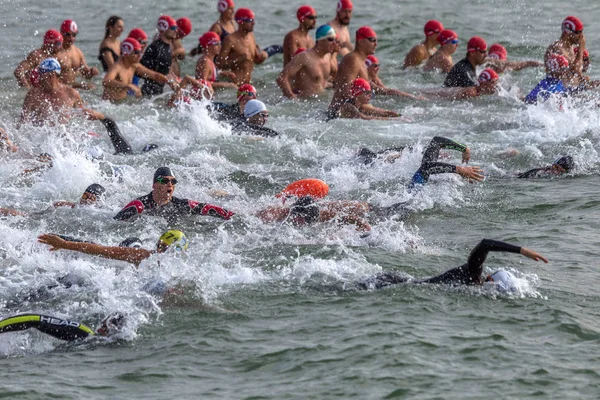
[1,0,600,398]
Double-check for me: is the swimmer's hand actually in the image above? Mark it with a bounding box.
[456,165,484,182]
[128,84,142,97]
[83,108,105,121]
[462,147,471,164]
[38,234,69,251]
[520,247,549,263]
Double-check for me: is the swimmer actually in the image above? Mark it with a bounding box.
[523,54,571,105]
[423,29,459,73]
[216,8,268,84]
[114,167,235,223]
[327,0,353,57]
[230,100,279,137]
[516,156,574,178]
[423,69,500,101]
[195,32,237,89]
[356,239,547,289]
[276,178,329,203]
[209,0,237,43]
[127,28,149,52]
[328,78,399,120]
[98,15,124,73]
[170,17,193,77]
[139,15,180,97]
[484,44,543,74]
[545,16,586,78]
[210,83,257,121]
[14,30,64,88]
[52,183,106,208]
[103,38,178,102]
[277,24,336,99]
[38,229,190,267]
[403,20,444,69]
[409,136,483,188]
[355,146,409,165]
[282,5,317,66]
[328,26,377,114]
[365,55,425,99]
[56,20,99,89]
[444,36,487,87]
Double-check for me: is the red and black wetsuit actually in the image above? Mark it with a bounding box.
[113,192,234,223]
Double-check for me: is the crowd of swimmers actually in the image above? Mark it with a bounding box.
[2,4,592,340]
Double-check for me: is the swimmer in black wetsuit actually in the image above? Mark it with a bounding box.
[517,156,574,179]
[53,183,106,208]
[356,146,409,165]
[139,16,179,97]
[0,313,116,341]
[230,100,279,137]
[113,167,235,224]
[357,239,548,290]
[209,83,257,122]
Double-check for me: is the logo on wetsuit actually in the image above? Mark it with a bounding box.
[40,316,80,328]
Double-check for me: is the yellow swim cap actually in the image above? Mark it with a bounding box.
[156,230,189,253]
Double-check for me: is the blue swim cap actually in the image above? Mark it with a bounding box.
[38,58,61,75]
[316,25,336,41]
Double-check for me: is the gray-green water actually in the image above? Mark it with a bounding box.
[1,0,600,398]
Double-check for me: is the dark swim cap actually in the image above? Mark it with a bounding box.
[84,183,106,197]
[153,167,175,182]
[289,196,320,224]
[553,156,574,172]
[119,237,143,248]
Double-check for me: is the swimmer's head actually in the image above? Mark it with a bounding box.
[467,36,487,64]
[486,270,518,293]
[477,68,499,94]
[351,78,373,103]
[316,25,336,42]
[38,58,61,81]
[153,167,177,201]
[217,0,235,15]
[562,16,583,39]
[80,183,106,206]
[289,196,320,225]
[121,38,142,58]
[297,5,317,28]
[128,28,148,49]
[96,313,125,336]
[177,17,192,38]
[157,15,178,38]
[356,26,377,53]
[237,83,257,102]
[424,20,444,37]
[119,237,143,249]
[235,8,255,32]
[437,30,459,49]
[552,156,574,173]
[488,43,507,61]
[336,0,353,25]
[244,100,269,126]
[199,31,221,50]
[60,20,78,42]
[43,30,63,52]
[276,178,329,203]
[156,230,189,253]
[365,55,380,72]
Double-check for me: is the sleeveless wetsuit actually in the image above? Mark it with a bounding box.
[98,47,120,72]
[114,192,235,223]
[357,239,522,289]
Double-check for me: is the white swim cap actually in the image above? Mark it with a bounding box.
[490,270,517,293]
[244,99,267,118]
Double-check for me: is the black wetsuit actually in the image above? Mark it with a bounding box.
[0,314,95,341]
[98,47,119,72]
[444,58,477,88]
[114,192,235,223]
[140,39,172,96]
[356,146,408,165]
[410,136,467,187]
[326,98,357,121]
[230,120,279,137]
[209,102,243,121]
[357,239,522,289]
[516,167,554,179]
[100,118,157,155]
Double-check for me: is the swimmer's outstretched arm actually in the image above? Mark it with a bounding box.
[422,136,470,164]
[38,234,151,266]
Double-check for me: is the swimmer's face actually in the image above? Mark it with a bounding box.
[357,90,373,104]
[153,175,177,202]
[248,111,268,127]
[111,19,124,37]
[223,7,235,19]
[50,41,63,54]
[551,164,567,174]
[62,31,77,45]
[302,15,317,29]
[479,80,498,94]
[239,19,255,32]
[337,9,352,25]
[79,191,98,206]
[165,27,178,40]
[472,49,487,65]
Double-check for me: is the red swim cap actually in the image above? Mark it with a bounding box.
[217,0,235,13]
[574,47,590,59]
[478,68,499,83]
[128,28,148,43]
[467,36,487,52]
[356,26,376,41]
[121,37,142,55]
[547,54,570,72]
[297,5,316,21]
[199,31,221,48]
[276,178,330,201]
[157,15,177,33]
[424,20,444,36]
[235,8,255,22]
[337,0,353,11]
[365,54,379,66]
[177,18,192,37]
[60,20,78,34]
[488,43,507,60]
[437,29,458,45]
[237,83,257,100]
[43,30,63,45]
[351,78,372,96]
[562,16,583,33]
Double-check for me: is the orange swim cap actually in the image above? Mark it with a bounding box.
[276,178,329,201]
